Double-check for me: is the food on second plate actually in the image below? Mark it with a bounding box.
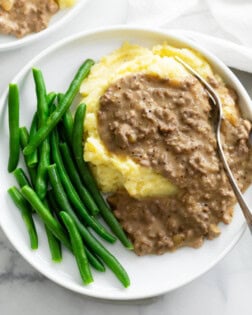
[81,43,252,256]
[0,0,14,11]
[0,0,75,38]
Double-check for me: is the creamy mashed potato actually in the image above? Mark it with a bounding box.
[80,43,238,198]
[0,0,14,11]
[57,0,76,8]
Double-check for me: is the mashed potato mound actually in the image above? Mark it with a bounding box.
[80,43,238,198]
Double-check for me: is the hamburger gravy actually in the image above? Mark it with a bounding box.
[98,73,252,256]
[0,0,59,38]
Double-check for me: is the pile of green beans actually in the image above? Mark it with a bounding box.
[7,60,132,288]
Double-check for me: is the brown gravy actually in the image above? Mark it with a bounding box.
[0,0,59,38]
[98,73,252,256]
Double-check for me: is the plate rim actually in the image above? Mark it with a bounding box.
[0,0,89,51]
[0,25,250,300]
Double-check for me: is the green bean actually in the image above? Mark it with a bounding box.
[62,111,74,145]
[72,104,133,250]
[58,93,74,146]
[47,189,105,272]
[44,225,62,262]
[60,211,93,285]
[33,68,48,123]
[33,68,50,200]
[47,92,57,105]
[84,247,105,272]
[50,131,116,243]
[13,168,32,188]
[27,112,38,168]
[60,142,99,216]
[8,84,20,172]
[8,187,38,250]
[46,189,64,222]
[24,93,56,171]
[47,165,130,287]
[19,127,36,186]
[13,167,35,214]
[57,93,64,104]
[21,185,71,251]
[35,138,50,200]
[44,199,62,262]
[23,59,94,156]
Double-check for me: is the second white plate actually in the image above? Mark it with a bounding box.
[0,0,89,51]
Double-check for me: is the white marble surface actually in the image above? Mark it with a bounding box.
[1,1,252,314]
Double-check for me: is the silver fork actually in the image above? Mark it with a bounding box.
[175,56,252,230]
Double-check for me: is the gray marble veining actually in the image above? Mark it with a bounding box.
[0,230,45,284]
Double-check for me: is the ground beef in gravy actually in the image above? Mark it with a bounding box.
[98,73,252,256]
[0,0,59,38]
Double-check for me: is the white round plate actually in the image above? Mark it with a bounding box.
[0,0,88,51]
[0,26,251,300]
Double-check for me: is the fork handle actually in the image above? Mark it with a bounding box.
[216,128,252,226]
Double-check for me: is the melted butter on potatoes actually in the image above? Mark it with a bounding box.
[80,43,239,199]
